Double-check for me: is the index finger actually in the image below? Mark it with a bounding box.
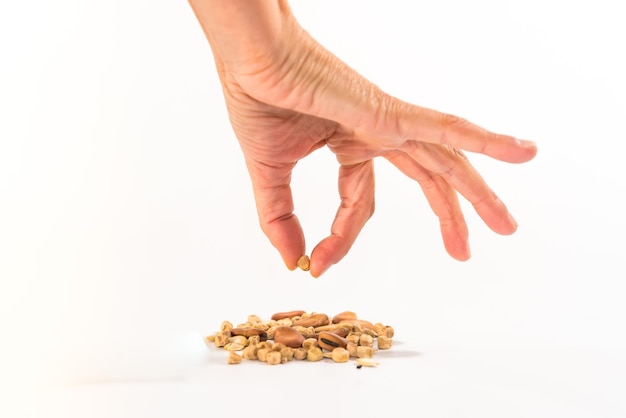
[246,159,306,270]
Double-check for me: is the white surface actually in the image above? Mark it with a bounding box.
[1,1,625,417]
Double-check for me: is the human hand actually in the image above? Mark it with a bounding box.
[189,0,537,277]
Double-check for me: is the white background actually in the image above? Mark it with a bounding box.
[1,1,625,417]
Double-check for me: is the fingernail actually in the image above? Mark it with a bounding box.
[517,139,537,148]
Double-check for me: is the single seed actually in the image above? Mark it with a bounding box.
[377,335,393,350]
[293,347,308,360]
[224,342,245,351]
[214,331,229,348]
[332,311,358,324]
[242,345,258,360]
[359,334,374,347]
[292,313,330,328]
[227,351,242,365]
[271,310,306,321]
[247,315,263,325]
[307,347,323,362]
[357,345,375,359]
[356,358,379,367]
[266,351,281,365]
[257,348,269,362]
[274,326,305,348]
[331,347,350,363]
[318,331,348,351]
[280,347,294,363]
[297,255,310,271]
[302,338,318,350]
[230,328,268,340]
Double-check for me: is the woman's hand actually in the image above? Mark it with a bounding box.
[189,0,537,277]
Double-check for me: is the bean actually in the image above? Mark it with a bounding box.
[318,331,348,351]
[271,310,306,321]
[273,326,305,348]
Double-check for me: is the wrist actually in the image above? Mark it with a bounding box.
[189,0,297,72]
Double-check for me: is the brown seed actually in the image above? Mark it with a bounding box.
[271,310,306,321]
[230,327,268,340]
[318,331,348,351]
[339,319,376,331]
[331,327,349,338]
[297,255,310,271]
[332,311,358,324]
[273,326,305,348]
[292,313,330,328]
[313,325,349,337]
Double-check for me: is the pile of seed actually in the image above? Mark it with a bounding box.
[205,310,394,366]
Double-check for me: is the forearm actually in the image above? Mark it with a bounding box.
[188,0,297,72]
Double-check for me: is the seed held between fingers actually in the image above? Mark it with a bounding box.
[297,255,310,271]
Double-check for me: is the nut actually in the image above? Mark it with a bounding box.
[242,345,258,360]
[266,351,282,365]
[332,311,358,324]
[280,347,294,363]
[347,342,358,358]
[227,351,242,365]
[293,326,315,338]
[307,347,323,362]
[257,348,269,362]
[224,342,245,351]
[357,346,375,359]
[292,313,330,328]
[331,347,350,363]
[346,334,360,345]
[293,347,307,360]
[273,326,305,348]
[271,310,306,321]
[230,328,268,340]
[214,331,229,348]
[296,255,310,271]
[318,331,348,351]
[377,335,392,350]
[302,338,318,350]
[358,334,374,347]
